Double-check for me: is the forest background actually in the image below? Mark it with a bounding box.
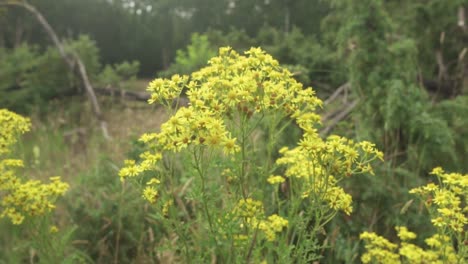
[0,0,467,263]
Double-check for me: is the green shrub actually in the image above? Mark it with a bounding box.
[159,33,216,78]
[0,35,101,114]
[96,60,140,89]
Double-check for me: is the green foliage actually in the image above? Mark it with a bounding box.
[159,33,216,77]
[205,26,341,88]
[410,112,455,169]
[321,2,468,262]
[0,34,142,114]
[66,35,102,80]
[64,157,157,263]
[0,44,41,113]
[96,60,140,89]
[165,26,340,90]
[388,0,467,93]
[0,35,101,114]
[257,26,341,87]
[113,60,140,81]
[326,0,468,172]
[96,65,121,88]
[205,28,256,52]
[425,96,468,171]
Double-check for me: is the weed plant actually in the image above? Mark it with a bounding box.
[120,47,383,263]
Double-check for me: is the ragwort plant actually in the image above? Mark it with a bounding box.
[0,109,70,262]
[360,167,467,263]
[0,109,69,225]
[120,47,383,263]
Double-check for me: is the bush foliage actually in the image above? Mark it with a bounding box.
[0,35,139,114]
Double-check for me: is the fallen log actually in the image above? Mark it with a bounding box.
[94,87,151,102]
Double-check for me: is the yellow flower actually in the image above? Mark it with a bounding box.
[235,198,264,219]
[0,109,31,155]
[50,225,59,233]
[259,214,288,241]
[119,164,142,179]
[267,175,285,184]
[395,226,417,241]
[430,167,444,176]
[410,167,467,234]
[147,178,161,185]
[324,186,353,215]
[360,232,400,264]
[222,137,240,155]
[361,168,466,264]
[162,200,173,217]
[142,186,158,204]
[206,133,223,146]
[431,217,445,228]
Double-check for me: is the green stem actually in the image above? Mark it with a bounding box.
[193,148,217,244]
[239,115,248,199]
[166,214,191,263]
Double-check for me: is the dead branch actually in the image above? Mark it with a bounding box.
[1,0,110,139]
[75,57,110,139]
[324,82,350,105]
[321,106,342,123]
[320,99,359,136]
[459,6,466,32]
[321,82,351,121]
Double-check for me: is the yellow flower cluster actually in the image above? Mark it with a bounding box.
[120,46,323,184]
[233,198,288,242]
[120,47,384,223]
[235,198,264,219]
[361,226,459,263]
[361,167,466,263]
[162,200,173,217]
[409,167,467,233]
[185,47,322,117]
[147,74,189,105]
[360,231,400,264]
[276,134,383,214]
[49,225,59,233]
[258,214,289,242]
[267,175,285,184]
[395,226,416,241]
[141,178,161,204]
[147,107,239,154]
[0,109,30,155]
[119,159,144,179]
[0,109,69,225]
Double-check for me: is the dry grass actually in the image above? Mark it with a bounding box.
[130,78,154,91]
[21,95,168,183]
